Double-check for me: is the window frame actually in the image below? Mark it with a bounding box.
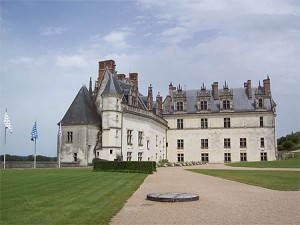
[224,153,231,162]
[201,139,208,149]
[177,139,184,149]
[240,138,247,148]
[177,119,183,129]
[177,153,184,162]
[201,118,208,129]
[224,118,231,128]
[224,138,231,148]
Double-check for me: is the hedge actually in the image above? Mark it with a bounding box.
[93,160,156,174]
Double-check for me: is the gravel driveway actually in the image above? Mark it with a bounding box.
[110,164,300,225]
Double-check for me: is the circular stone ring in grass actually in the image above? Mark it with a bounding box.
[147,192,199,202]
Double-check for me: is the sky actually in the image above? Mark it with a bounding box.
[0,0,299,157]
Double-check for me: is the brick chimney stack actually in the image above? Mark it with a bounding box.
[212,82,219,100]
[98,60,116,81]
[244,80,252,99]
[156,92,163,116]
[263,75,271,97]
[129,73,138,90]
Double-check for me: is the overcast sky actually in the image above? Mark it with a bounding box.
[0,0,299,157]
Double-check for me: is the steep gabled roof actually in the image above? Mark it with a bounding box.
[102,73,123,95]
[61,86,100,125]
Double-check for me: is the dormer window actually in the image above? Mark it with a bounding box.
[223,100,230,110]
[258,98,263,108]
[200,101,208,110]
[176,102,183,111]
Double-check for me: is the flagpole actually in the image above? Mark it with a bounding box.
[3,127,6,169]
[34,138,36,168]
[58,141,61,168]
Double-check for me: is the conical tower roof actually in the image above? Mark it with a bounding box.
[61,86,100,125]
[102,73,123,95]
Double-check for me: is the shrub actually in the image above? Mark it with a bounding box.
[93,160,156,174]
[283,140,295,149]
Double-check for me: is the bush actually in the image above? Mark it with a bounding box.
[283,140,295,149]
[93,160,156,174]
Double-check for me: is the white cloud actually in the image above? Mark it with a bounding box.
[102,30,132,49]
[55,55,88,68]
[40,26,67,36]
[161,26,191,44]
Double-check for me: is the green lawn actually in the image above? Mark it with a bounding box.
[227,155,300,168]
[0,168,147,225]
[187,169,300,191]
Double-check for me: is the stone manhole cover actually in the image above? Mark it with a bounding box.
[147,192,199,202]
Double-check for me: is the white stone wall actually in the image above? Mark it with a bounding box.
[122,112,167,163]
[59,125,99,166]
[165,112,277,163]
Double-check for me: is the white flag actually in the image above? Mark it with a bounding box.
[4,111,12,133]
[58,122,62,144]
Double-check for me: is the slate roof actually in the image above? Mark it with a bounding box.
[102,73,123,95]
[61,86,100,125]
[168,88,272,114]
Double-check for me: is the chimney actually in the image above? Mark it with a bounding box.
[247,80,252,99]
[117,74,126,81]
[263,75,271,97]
[212,82,219,100]
[156,92,163,116]
[129,73,138,90]
[147,84,153,110]
[98,59,116,81]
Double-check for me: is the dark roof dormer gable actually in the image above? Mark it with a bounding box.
[173,84,187,113]
[219,81,234,111]
[197,83,211,112]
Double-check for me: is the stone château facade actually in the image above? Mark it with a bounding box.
[58,59,277,165]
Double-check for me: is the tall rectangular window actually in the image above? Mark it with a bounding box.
[240,138,247,148]
[67,131,73,143]
[224,153,231,162]
[177,139,184,149]
[138,131,143,146]
[201,118,208,129]
[138,152,143,161]
[224,138,231,148]
[224,118,231,128]
[201,153,209,163]
[260,117,264,127]
[261,152,267,161]
[200,101,208,110]
[127,152,132,161]
[201,139,208,149]
[177,153,184,162]
[127,130,133,145]
[223,100,230,109]
[177,119,183,129]
[176,102,183,111]
[260,138,265,147]
[240,153,247,162]
[258,98,263,108]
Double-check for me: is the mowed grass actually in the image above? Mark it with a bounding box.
[188,169,300,191]
[227,155,300,168]
[0,168,147,225]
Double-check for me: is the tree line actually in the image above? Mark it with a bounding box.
[0,154,57,162]
[277,131,300,150]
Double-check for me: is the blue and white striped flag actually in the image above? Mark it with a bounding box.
[31,121,38,141]
[4,110,12,133]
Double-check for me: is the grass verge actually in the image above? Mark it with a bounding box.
[227,155,300,168]
[0,168,147,225]
[187,169,300,191]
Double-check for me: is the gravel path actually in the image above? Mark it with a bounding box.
[110,164,300,225]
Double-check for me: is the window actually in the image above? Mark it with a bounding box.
[177,153,184,162]
[261,152,267,161]
[127,152,132,161]
[116,130,119,138]
[240,138,247,148]
[260,138,265,147]
[224,118,231,128]
[240,153,247,162]
[147,140,150,150]
[201,139,208,149]
[156,135,158,147]
[177,119,183,129]
[176,102,183,111]
[177,139,184,149]
[260,117,264,127]
[223,100,230,109]
[96,152,99,157]
[73,153,77,162]
[201,118,208,129]
[138,152,143,161]
[110,149,113,154]
[224,138,231,148]
[201,153,209,163]
[138,131,143,146]
[224,153,231,162]
[67,131,73,143]
[200,101,208,110]
[116,115,119,123]
[127,130,133,145]
[258,98,263,108]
